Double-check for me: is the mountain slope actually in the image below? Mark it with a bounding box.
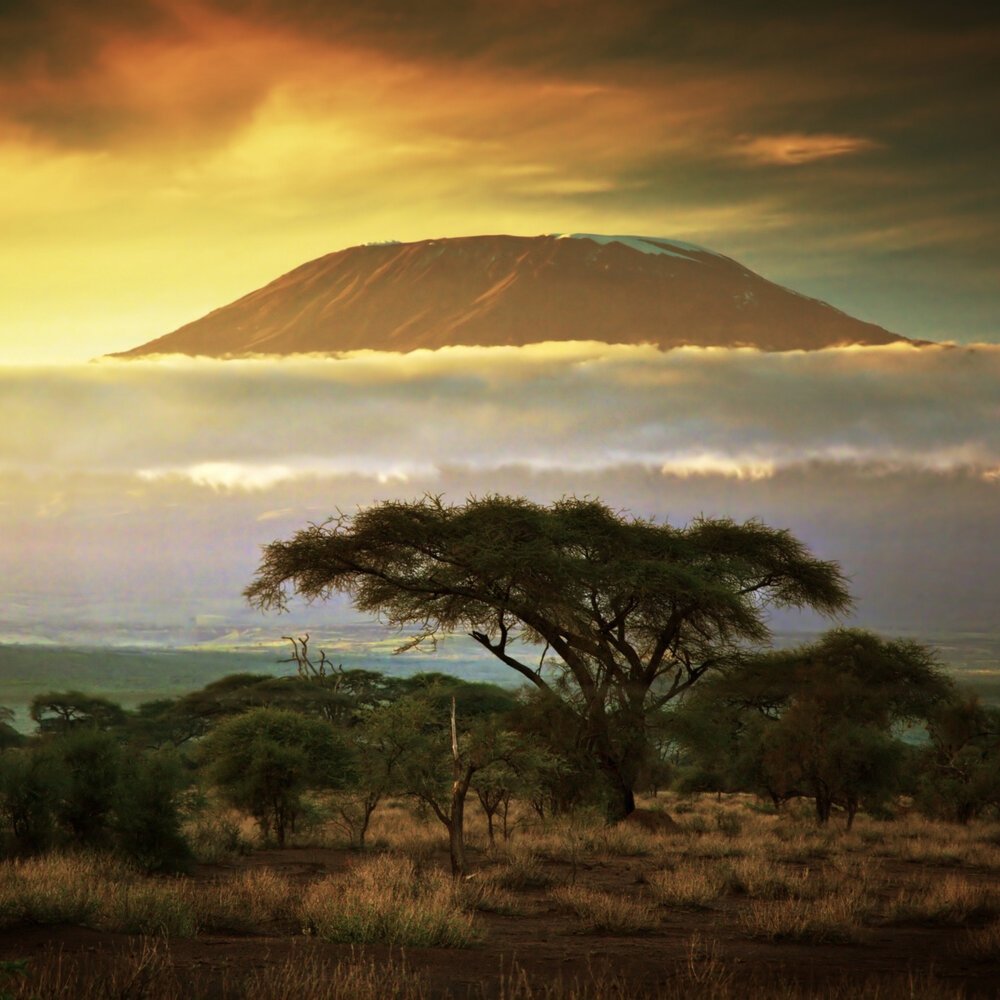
[116,234,910,356]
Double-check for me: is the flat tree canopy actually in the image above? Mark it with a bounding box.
[245,495,851,818]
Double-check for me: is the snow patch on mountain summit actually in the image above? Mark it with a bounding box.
[553,233,720,262]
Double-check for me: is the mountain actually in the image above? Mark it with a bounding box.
[116,234,911,356]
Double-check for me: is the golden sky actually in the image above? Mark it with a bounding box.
[1,1,997,360]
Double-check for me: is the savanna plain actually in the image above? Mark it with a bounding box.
[1,763,999,997]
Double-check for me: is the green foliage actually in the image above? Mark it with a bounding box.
[0,749,60,854]
[245,494,852,819]
[202,707,352,846]
[113,751,193,873]
[668,629,952,826]
[1,736,191,868]
[30,690,127,734]
[759,706,906,826]
[0,708,23,752]
[397,673,520,720]
[507,687,603,815]
[917,697,1000,823]
[43,728,122,845]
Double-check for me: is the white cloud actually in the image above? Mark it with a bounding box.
[2,342,997,486]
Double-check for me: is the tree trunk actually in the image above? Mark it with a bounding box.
[592,700,643,823]
[603,765,637,822]
[449,696,469,877]
[356,799,374,849]
[845,798,858,831]
[815,793,831,826]
[448,802,466,877]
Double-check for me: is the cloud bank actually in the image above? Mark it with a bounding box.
[1,343,998,636]
[3,343,998,486]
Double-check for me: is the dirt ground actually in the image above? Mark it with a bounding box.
[2,843,999,998]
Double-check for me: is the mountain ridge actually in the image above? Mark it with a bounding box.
[115,234,912,357]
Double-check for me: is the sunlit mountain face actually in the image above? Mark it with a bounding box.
[116,234,908,358]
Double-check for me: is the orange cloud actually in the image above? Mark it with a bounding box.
[733,133,882,166]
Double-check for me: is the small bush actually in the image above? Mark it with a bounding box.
[0,750,59,854]
[45,730,121,846]
[714,811,743,837]
[723,857,816,900]
[114,752,192,873]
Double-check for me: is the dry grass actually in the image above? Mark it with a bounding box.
[767,830,836,864]
[882,874,1000,926]
[2,794,998,997]
[0,940,976,1000]
[242,948,432,999]
[0,854,306,938]
[856,814,1000,870]
[365,802,447,861]
[738,881,875,944]
[489,845,553,890]
[686,832,750,860]
[300,854,478,947]
[184,807,259,863]
[0,854,107,927]
[647,861,729,908]
[2,937,185,999]
[190,867,298,931]
[95,880,196,936]
[721,856,822,900]
[548,884,659,934]
[958,919,1000,958]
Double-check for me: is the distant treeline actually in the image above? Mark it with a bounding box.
[2,636,999,875]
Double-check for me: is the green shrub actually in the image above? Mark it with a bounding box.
[0,750,59,854]
[202,708,353,847]
[44,729,121,846]
[114,751,192,873]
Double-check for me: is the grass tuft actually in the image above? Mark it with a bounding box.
[549,885,659,934]
[300,854,478,948]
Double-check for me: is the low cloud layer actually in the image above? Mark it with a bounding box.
[2,343,998,637]
[3,343,998,485]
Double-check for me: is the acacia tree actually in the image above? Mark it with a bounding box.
[365,690,527,875]
[202,708,352,847]
[917,697,1000,823]
[30,691,127,734]
[245,495,850,820]
[672,629,951,826]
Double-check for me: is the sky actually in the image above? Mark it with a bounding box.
[0,0,998,361]
[0,3,998,648]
